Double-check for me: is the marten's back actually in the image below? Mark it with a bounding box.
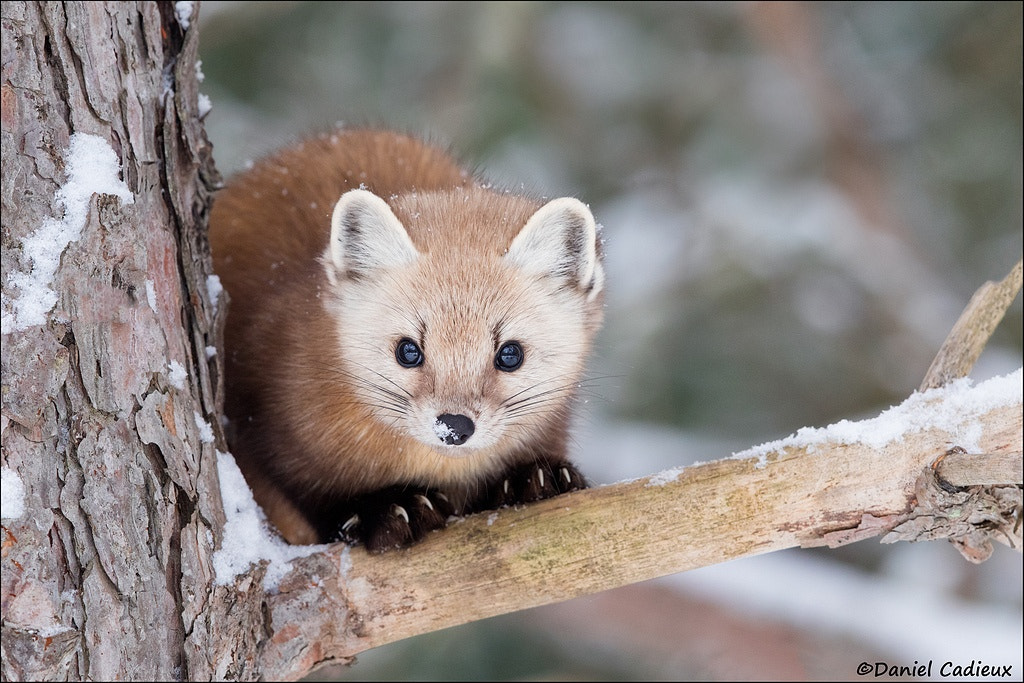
[210,129,471,291]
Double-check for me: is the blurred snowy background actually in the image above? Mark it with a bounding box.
[196,2,1022,680]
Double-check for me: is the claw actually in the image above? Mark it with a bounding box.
[503,479,510,495]
[391,504,410,523]
[537,468,545,489]
[415,494,434,510]
[561,467,572,485]
[341,514,360,533]
[435,491,449,503]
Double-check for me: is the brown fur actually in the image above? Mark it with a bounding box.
[210,129,603,548]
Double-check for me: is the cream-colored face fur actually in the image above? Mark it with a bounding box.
[324,189,603,458]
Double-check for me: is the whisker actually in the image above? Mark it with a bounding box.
[310,359,415,421]
[500,372,581,406]
[503,381,579,411]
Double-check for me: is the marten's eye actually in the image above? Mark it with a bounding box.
[495,341,524,372]
[396,338,423,368]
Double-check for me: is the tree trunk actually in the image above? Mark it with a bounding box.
[1,2,235,679]
[1,3,1020,682]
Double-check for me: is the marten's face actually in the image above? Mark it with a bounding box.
[323,189,604,458]
[329,256,598,456]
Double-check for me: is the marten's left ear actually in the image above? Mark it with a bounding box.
[506,197,604,300]
[328,189,419,280]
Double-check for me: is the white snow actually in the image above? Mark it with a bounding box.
[2,133,134,335]
[193,411,215,444]
[205,345,217,359]
[734,368,1022,466]
[174,1,193,30]
[212,451,325,589]
[644,466,686,487]
[197,92,212,119]
[638,368,1022,487]
[206,274,223,314]
[167,360,188,389]
[1,467,26,519]
[433,418,457,442]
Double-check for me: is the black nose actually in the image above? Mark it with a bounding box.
[435,413,475,445]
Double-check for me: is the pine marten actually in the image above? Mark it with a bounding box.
[209,128,604,552]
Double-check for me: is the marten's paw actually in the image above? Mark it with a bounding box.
[480,459,588,510]
[331,487,455,553]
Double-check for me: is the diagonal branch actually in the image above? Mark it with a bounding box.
[920,258,1023,391]
[254,371,1022,680]
[244,260,1024,680]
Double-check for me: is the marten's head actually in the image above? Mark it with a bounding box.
[321,187,604,460]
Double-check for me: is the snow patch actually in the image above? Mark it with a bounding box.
[733,369,1022,465]
[433,418,457,442]
[206,274,223,314]
[212,451,325,589]
[197,92,212,118]
[632,370,1021,487]
[193,411,215,444]
[167,360,188,389]
[1,467,26,519]
[644,466,686,487]
[2,133,134,335]
[174,1,193,30]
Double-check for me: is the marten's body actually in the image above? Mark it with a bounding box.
[210,129,604,551]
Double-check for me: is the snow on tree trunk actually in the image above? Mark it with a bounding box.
[0,2,242,679]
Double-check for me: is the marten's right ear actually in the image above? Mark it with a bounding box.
[328,189,419,279]
[506,197,604,301]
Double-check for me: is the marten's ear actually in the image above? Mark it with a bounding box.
[328,189,419,279]
[506,197,604,300]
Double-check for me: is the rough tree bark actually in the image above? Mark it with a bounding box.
[1,3,1021,682]
[1,2,229,679]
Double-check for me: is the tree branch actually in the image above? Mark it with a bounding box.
[252,375,1022,680]
[238,259,1023,680]
[934,448,1023,487]
[920,258,1023,391]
